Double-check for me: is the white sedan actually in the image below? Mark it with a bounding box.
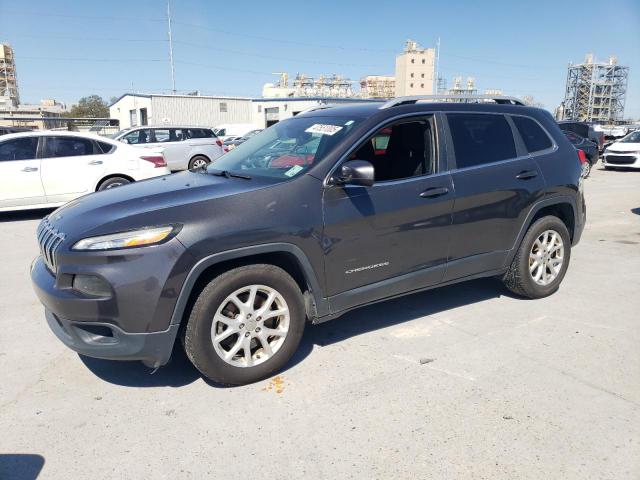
[0,130,170,212]
[603,130,640,169]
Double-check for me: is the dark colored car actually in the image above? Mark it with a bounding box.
[223,129,263,151]
[31,97,586,385]
[558,120,604,152]
[0,126,31,136]
[563,131,598,177]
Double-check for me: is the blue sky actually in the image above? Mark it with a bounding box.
[1,0,639,117]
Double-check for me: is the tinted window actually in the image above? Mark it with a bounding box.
[352,120,434,182]
[43,137,95,158]
[563,131,583,145]
[0,137,38,161]
[186,128,213,139]
[448,114,516,168]
[97,141,115,153]
[558,122,589,138]
[512,116,553,152]
[153,129,171,143]
[122,129,150,144]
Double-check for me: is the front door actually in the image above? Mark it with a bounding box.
[443,112,546,281]
[322,116,454,311]
[0,136,46,209]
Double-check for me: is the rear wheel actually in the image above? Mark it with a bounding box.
[97,176,131,191]
[582,161,592,178]
[503,216,571,299]
[183,264,306,385]
[188,155,210,170]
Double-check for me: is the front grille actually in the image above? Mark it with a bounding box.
[37,217,65,273]
[606,155,637,165]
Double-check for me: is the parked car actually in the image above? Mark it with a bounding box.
[214,123,260,142]
[563,131,598,177]
[0,126,31,136]
[602,130,640,170]
[112,126,224,171]
[223,129,263,151]
[558,120,604,152]
[0,131,169,212]
[31,97,585,385]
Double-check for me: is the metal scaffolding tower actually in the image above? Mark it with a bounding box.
[562,54,629,124]
[0,44,19,105]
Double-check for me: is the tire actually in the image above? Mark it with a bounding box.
[188,155,210,170]
[97,176,131,191]
[503,216,571,299]
[183,264,306,385]
[581,161,592,178]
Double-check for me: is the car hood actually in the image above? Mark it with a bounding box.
[49,171,274,237]
[607,142,640,152]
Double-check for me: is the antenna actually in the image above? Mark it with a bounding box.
[167,0,176,93]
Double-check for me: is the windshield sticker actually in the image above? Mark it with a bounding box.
[284,165,304,177]
[344,120,355,126]
[305,124,343,136]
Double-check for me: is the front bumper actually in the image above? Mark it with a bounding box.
[30,236,192,367]
[603,152,640,168]
[44,309,179,368]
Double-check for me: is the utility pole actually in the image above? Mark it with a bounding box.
[434,37,440,94]
[167,0,176,93]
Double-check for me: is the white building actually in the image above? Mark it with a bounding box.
[110,93,378,130]
[395,40,436,97]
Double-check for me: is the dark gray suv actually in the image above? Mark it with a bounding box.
[31,96,586,385]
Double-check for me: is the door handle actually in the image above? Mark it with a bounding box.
[420,186,449,198]
[21,166,38,172]
[516,170,538,180]
[88,160,103,165]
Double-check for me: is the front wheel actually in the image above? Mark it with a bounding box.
[503,216,571,299]
[183,264,306,385]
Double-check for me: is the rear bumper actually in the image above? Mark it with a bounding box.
[45,309,179,368]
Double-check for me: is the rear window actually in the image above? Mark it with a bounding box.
[447,113,517,169]
[559,122,589,138]
[512,116,553,153]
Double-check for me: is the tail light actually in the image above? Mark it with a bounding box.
[141,155,167,168]
[599,133,605,147]
[577,149,587,164]
[216,139,223,147]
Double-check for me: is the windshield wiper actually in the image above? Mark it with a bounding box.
[208,169,252,180]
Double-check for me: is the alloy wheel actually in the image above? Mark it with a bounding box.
[211,285,290,367]
[529,229,564,286]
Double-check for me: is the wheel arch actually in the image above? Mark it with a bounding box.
[506,196,577,266]
[95,173,135,191]
[170,244,328,329]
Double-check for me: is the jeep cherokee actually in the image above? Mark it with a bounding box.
[31,96,586,385]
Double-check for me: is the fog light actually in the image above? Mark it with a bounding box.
[73,275,112,297]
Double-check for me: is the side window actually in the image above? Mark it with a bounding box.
[216,128,226,137]
[152,129,171,143]
[447,113,516,169]
[123,129,150,144]
[351,118,434,182]
[186,128,208,139]
[97,141,115,154]
[512,116,553,153]
[43,137,95,158]
[0,137,38,161]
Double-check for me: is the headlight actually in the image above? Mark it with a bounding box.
[72,225,178,251]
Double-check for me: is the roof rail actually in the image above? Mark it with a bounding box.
[379,94,525,109]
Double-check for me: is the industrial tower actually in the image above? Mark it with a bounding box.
[561,54,629,124]
[0,44,19,106]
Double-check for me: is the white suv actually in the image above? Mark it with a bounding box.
[113,126,225,171]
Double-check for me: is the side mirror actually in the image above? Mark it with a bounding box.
[334,159,374,187]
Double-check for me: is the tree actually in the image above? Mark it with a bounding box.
[66,95,109,118]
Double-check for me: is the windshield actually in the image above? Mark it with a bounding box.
[110,128,131,139]
[208,116,360,179]
[619,130,640,143]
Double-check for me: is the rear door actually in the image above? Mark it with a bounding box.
[0,136,45,208]
[40,136,107,203]
[322,114,454,309]
[443,112,545,281]
[147,128,189,170]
